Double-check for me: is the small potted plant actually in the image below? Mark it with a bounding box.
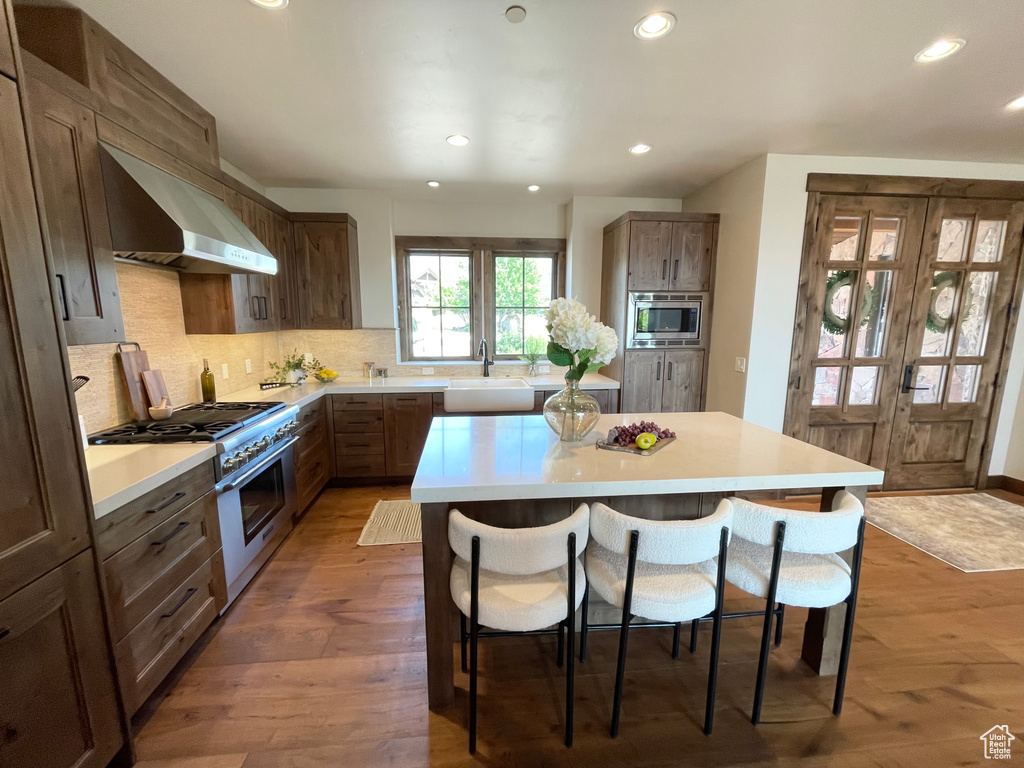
[265,350,323,385]
[518,335,546,377]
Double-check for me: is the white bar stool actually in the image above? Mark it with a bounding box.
[585,499,734,737]
[448,504,590,753]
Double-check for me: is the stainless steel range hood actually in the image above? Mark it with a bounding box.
[98,142,277,275]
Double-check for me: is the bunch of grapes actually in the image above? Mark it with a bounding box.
[607,421,676,446]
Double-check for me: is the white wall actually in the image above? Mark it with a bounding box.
[679,157,767,417]
[265,188,397,328]
[393,200,565,239]
[1000,374,1024,481]
[220,159,267,197]
[565,196,682,315]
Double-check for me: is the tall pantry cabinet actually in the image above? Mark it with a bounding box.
[0,3,125,766]
[601,211,719,414]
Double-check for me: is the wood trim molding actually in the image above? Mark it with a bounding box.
[806,173,1024,201]
[986,475,1024,495]
[290,212,357,226]
[395,235,565,252]
[219,170,288,218]
[603,211,720,234]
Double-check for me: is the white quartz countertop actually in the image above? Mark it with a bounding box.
[84,373,620,518]
[410,411,884,504]
[86,443,218,519]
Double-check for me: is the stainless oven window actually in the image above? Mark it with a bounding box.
[238,459,287,545]
[637,307,698,333]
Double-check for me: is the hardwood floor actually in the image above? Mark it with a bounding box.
[134,486,1024,767]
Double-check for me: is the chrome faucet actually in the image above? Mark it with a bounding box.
[478,338,494,377]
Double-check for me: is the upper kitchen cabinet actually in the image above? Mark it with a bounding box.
[27,76,124,344]
[274,212,299,330]
[0,73,93,602]
[13,4,219,174]
[293,214,362,330]
[606,212,718,292]
[0,1,15,79]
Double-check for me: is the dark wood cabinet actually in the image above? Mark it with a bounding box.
[27,76,125,344]
[294,398,330,512]
[668,221,715,291]
[293,214,362,330]
[384,394,434,476]
[333,394,387,478]
[0,75,94,601]
[622,349,706,413]
[0,551,123,768]
[274,212,299,330]
[627,220,673,291]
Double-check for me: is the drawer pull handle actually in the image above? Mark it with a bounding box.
[0,627,10,642]
[161,588,198,619]
[147,491,187,514]
[151,521,190,548]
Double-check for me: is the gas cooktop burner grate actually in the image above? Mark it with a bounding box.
[87,401,287,445]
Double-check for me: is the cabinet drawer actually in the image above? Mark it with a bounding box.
[296,450,329,511]
[335,453,387,477]
[103,491,220,640]
[95,460,216,559]
[335,433,385,455]
[334,409,384,433]
[296,397,326,432]
[333,393,383,411]
[295,417,328,464]
[115,551,224,713]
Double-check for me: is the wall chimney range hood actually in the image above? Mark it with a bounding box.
[98,142,277,275]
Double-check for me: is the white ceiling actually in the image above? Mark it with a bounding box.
[62,0,1024,201]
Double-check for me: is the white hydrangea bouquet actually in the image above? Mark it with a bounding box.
[545,297,619,379]
[542,298,618,441]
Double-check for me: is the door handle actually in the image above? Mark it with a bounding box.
[667,361,673,380]
[160,588,198,619]
[146,491,186,514]
[673,260,680,282]
[151,521,189,548]
[662,260,668,280]
[281,298,287,319]
[251,295,260,320]
[260,296,268,319]
[901,365,930,394]
[656,361,662,380]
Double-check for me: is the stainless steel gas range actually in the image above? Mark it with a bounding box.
[91,401,301,609]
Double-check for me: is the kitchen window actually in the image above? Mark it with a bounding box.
[395,237,566,362]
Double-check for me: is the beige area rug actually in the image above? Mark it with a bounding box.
[865,493,1024,572]
[356,500,422,546]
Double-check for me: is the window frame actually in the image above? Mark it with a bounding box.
[395,236,566,363]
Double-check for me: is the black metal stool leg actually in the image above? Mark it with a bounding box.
[774,603,785,646]
[610,530,639,738]
[469,537,480,754]
[690,618,700,653]
[704,527,729,735]
[672,623,681,659]
[834,518,866,716]
[566,532,576,747]
[460,613,468,673]
[752,521,785,726]
[557,620,565,668]
[579,580,590,663]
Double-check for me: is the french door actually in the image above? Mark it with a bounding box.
[786,191,1024,490]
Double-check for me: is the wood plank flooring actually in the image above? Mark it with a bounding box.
[134,486,1024,767]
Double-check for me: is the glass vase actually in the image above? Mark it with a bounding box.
[543,377,601,442]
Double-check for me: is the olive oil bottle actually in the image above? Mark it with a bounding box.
[200,358,216,403]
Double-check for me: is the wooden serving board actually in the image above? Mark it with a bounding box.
[141,369,170,408]
[116,342,150,421]
[596,436,676,456]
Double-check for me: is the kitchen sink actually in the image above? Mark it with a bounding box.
[443,377,535,412]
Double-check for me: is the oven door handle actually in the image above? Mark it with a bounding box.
[216,436,298,493]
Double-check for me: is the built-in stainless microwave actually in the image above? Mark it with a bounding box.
[626,292,706,348]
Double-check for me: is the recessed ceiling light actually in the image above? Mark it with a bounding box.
[1006,94,1024,111]
[629,143,652,155]
[634,12,675,40]
[248,0,288,8]
[527,184,540,192]
[427,180,440,188]
[914,38,965,62]
[446,134,471,147]
[505,5,527,23]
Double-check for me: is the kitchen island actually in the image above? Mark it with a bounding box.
[411,411,884,708]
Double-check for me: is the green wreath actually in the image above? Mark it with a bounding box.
[926,271,971,334]
[822,270,880,335]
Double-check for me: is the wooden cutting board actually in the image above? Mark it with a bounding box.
[141,369,170,409]
[116,342,150,421]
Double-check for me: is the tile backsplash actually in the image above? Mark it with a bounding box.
[69,262,544,433]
